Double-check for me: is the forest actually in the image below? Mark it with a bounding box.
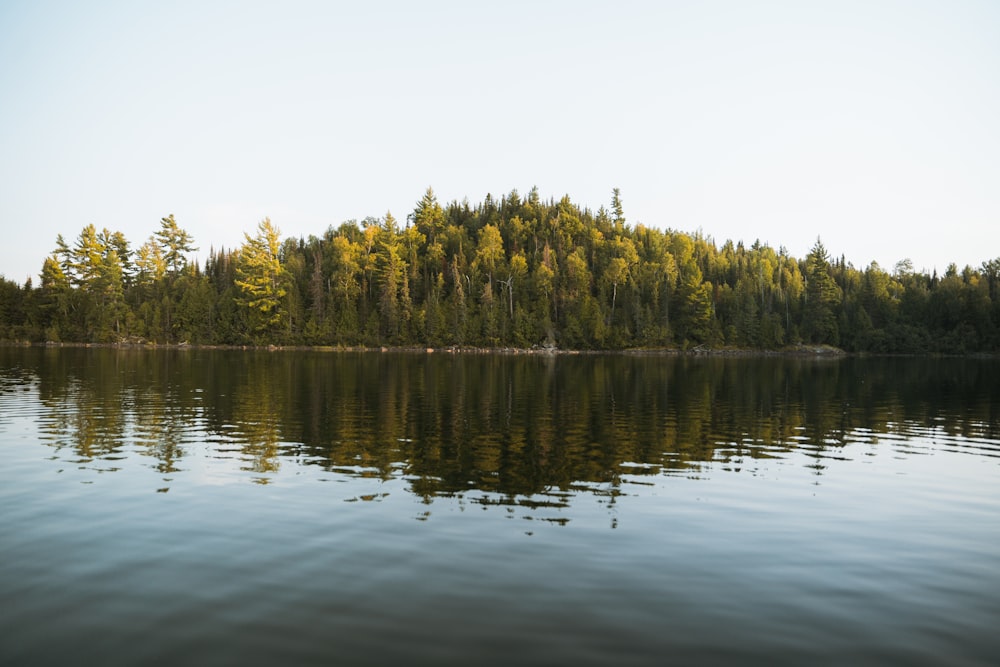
[1,187,998,353]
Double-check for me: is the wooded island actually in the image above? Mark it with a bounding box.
[1,188,997,353]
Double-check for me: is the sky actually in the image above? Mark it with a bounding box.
[1,0,998,285]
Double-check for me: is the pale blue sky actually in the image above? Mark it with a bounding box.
[1,0,998,285]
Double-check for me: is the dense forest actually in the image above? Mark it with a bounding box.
[1,188,998,353]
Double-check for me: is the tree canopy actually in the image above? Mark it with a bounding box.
[1,187,998,353]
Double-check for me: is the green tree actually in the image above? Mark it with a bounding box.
[235,218,287,339]
[448,256,468,344]
[376,212,409,341]
[135,238,167,289]
[174,267,215,343]
[0,277,27,340]
[611,187,625,231]
[329,235,363,340]
[65,225,127,340]
[604,236,638,327]
[670,234,713,343]
[803,239,842,344]
[474,223,505,289]
[15,187,999,353]
[155,214,197,275]
[38,255,71,340]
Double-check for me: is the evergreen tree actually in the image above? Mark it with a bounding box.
[155,214,197,275]
[611,187,625,231]
[376,212,407,341]
[6,188,998,353]
[803,239,842,344]
[235,218,287,340]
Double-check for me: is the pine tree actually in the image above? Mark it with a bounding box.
[235,218,287,339]
[803,239,842,344]
[155,214,197,275]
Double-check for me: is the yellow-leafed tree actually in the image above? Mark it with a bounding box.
[235,218,288,339]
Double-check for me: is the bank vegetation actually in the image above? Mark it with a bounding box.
[1,188,998,354]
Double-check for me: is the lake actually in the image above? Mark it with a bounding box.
[1,347,998,666]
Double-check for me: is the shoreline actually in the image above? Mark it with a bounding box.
[2,340,998,359]
[0,340,860,357]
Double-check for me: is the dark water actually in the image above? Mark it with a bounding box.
[1,347,998,666]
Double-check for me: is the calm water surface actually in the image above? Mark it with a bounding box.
[1,347,998,665]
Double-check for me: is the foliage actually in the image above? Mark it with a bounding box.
[235,218,288,341]
[2,190,999,353]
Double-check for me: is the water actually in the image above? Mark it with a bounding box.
[1,347,998,665]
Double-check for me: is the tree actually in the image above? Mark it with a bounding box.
[0,277,27,340]
[412,187,446,246]
[803,239,842,344]
[448,256,468,344]
[328,235,362,339]
[135,238,167,290]
[376,212,408,341]
[107,230,134,288]
[60,225,128,340]
[670,234,712,343]
[604,237,638,326]
[981,258,1000,302]
[235,218,287,339]
[155,214,197,275]
[474,223,505,290]
[611,187,625,231]
[38,255,71,339]
[9,188,999,353]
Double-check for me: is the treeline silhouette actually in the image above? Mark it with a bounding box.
[1,187,998,352]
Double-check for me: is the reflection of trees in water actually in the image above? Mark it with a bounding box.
[229,359,284,482]
[27,348,204,473]
[8,347,999,495]
[128,356,202,475]
[33,348,129,467]
[271,353,1000,495]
